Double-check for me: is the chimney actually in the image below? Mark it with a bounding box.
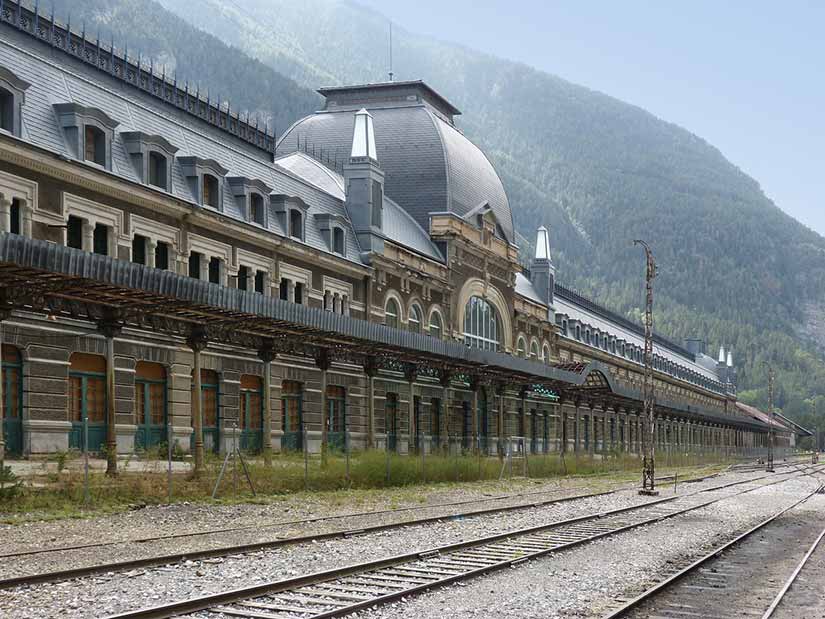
[530,225,556,319]
[344,108,385,260]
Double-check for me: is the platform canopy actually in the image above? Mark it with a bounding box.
[0,234,768,431]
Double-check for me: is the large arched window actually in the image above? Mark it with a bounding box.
[408,304,422,333]
[530,341,539,360]
[463,296,500,351]
[385,298,400,329]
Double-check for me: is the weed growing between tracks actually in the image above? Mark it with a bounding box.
[0,450,732,523]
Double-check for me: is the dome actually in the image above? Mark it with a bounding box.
[277,81,514,243]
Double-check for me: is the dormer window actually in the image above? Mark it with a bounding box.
[333,227,345,255]
[203,174,220,208]
[178,156,228,209]
[84,125,106,166]
[227,176,272,226]
[0,66,30,137]
[53,103,119,170]
[0,88,13,133]
[148,152,167,189]
[251,193,265,226]
[289,209,303,241]
[122,132,178,192]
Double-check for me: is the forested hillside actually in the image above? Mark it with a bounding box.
[50,0,825,438]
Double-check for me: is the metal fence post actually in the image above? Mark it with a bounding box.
[303,425,309,491]
[83,413,90,505]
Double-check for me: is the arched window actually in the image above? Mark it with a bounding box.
[203,174,220,208]
[463,296,500,351]
[84,125,106,166]
[148,152,167,190]
[428,311,443,339]
[332,227,345,255]
[289,209,303,240]
[516,338,526,358]
[385,298,400,329]
[408,304,422,333]
[542,344,551,364]
[529,341,538,360]
[250,193,265,226]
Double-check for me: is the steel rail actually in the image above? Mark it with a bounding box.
[0,465,725,562]
[600,481,825,618]
[761,523,825,618]
[101,466,823,619]
[0,469,728,588]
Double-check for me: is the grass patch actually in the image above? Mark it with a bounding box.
[0,449,736,523]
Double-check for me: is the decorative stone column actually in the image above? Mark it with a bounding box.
[146,239,157,268]
[0,197,10,233]
[82,221,95,252]
[198,254,209,281]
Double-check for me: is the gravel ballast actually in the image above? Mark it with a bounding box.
[0,467,817,619]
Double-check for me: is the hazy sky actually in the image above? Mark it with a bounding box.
[358,0,824,236]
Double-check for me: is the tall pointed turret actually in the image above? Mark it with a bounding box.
[344,108,385,260]
[530,225,556,318]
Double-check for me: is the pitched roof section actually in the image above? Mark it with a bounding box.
[0,1,276,155]
[275,153,444,262]
[278,104,514,244]
[0,24,364,264]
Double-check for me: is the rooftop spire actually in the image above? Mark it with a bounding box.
[718,345,726,363]
[726,350,733,367]
[350,108,378,161]
[535,225,551,262]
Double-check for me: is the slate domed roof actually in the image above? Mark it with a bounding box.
[277,81,514,244]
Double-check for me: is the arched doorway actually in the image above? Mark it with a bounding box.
[239,375,263,452]
[68,353,107,452]
[135,362,167,450]
[1,346,22,455]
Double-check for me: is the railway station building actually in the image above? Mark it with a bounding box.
[0,2,804,464]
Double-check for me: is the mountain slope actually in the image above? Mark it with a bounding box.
[50,0,825,435]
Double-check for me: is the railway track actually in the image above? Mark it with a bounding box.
[1,464,730,562]
[601,474,825,618]
[102,464,824,619]
[0,468,728,589]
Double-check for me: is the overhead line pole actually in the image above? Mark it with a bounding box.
[635,239,658,496]
[767,366,775,472]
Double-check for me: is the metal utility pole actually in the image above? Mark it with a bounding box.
[635,240,658,496]
[812,400,818,465]
[766,366,775,472]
